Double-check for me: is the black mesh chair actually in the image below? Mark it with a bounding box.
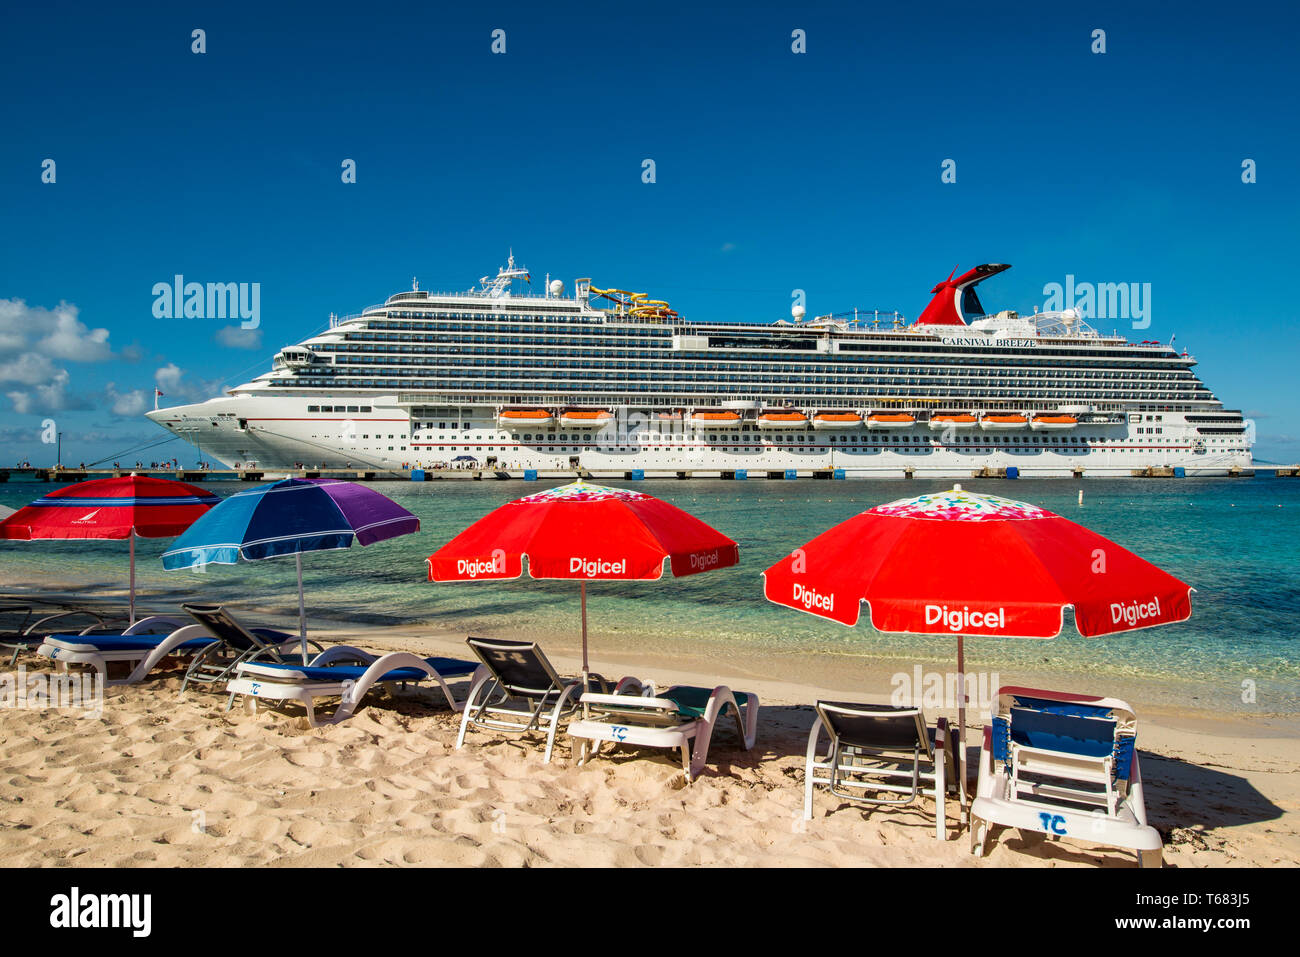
[804,700,966,840]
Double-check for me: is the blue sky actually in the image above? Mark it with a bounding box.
[2,0,1297,465]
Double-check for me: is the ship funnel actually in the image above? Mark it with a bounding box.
[915,263,1011,327]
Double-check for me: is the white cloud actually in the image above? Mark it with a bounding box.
[0,298,117,415]
[106,383,148,417]
[0,352,58,386]
[6,369,83,415]
[154,363,224,402]
[0,299,114,362]
[215,326,263,350]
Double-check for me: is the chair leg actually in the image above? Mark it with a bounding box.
[542,684,580,763]
[303,695,322,728]
[935,736,947,841]
[457,674,495,750]
[803,717,825,821]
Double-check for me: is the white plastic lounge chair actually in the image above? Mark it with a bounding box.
[228,646,483,727]
[969,686,1162,867]
[457,637,600,763]
[35,616,218,685]
[2,604,122,665]
[569,678,760,782]
[803,701,966,840]
[176,602,313,692]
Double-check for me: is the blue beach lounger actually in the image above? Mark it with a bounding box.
[2,604,122,665]
[36,607,302,688]
[36,615,210,685]
[228,647,482,727]
[970,686,1162,867]
[569,678,760,782]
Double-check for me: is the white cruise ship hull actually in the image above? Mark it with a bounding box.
[145,393,1252,478]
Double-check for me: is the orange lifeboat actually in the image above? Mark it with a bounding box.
[979,413,1029,431]
[757,409,808,430]
[928,413,979,431]
[1030,414,1078,431]
[866,412,916,429]
[812,411,863,431]
[497,408,553,429]
[558,407,614,429]
[687,409,742,429]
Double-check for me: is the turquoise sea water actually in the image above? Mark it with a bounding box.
[2,476,1298,713]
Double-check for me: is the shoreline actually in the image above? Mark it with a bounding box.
[7,580,1296,734]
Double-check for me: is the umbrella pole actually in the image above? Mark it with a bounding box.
[296,552,307,663]
[129,531,136,626]
[957,634,966,782]
[580,581,589,689]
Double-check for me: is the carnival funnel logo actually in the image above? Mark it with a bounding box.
[570,557,626,577]
[925,605,1007,632]
[792,583,833,612]
[1111,596,1161,627]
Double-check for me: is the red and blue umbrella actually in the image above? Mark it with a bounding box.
[162,478,420,657]
[0,475,220,624]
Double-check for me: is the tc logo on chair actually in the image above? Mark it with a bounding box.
[1038,812,1068,835]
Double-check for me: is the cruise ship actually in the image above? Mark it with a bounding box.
[145,256,1253,478]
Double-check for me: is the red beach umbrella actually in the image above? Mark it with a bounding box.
[0,475,220,624]
[428,480,739,675]
[762,485,1193,752]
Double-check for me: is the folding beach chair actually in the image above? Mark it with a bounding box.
[803,700,966,840]
[569,678,760,782]
[969,686,1162,867]
[228,646,483,726]
[177,602,311,692]
[36,615,215,685]
[457,637,601,762]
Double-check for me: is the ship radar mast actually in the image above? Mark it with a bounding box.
[477,249,532,298]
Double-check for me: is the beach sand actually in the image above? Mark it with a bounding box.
[2,594,1297,869]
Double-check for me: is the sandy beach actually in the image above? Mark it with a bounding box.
[2,590,1296,869]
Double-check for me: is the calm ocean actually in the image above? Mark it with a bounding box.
[3,476,1297,713]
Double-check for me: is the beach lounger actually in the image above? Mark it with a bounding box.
[803,701,965,840]
[569,678,760,782]
[36,615,214,685]
[176,602,311,692]
[227,646,482,726]
[969,686,1162,867]
[2,604,121,665]
[457,637,601,763]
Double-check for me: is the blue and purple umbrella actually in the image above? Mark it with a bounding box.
[162,478,419,657]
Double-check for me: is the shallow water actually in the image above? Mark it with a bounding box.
[3,475,1297,713]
